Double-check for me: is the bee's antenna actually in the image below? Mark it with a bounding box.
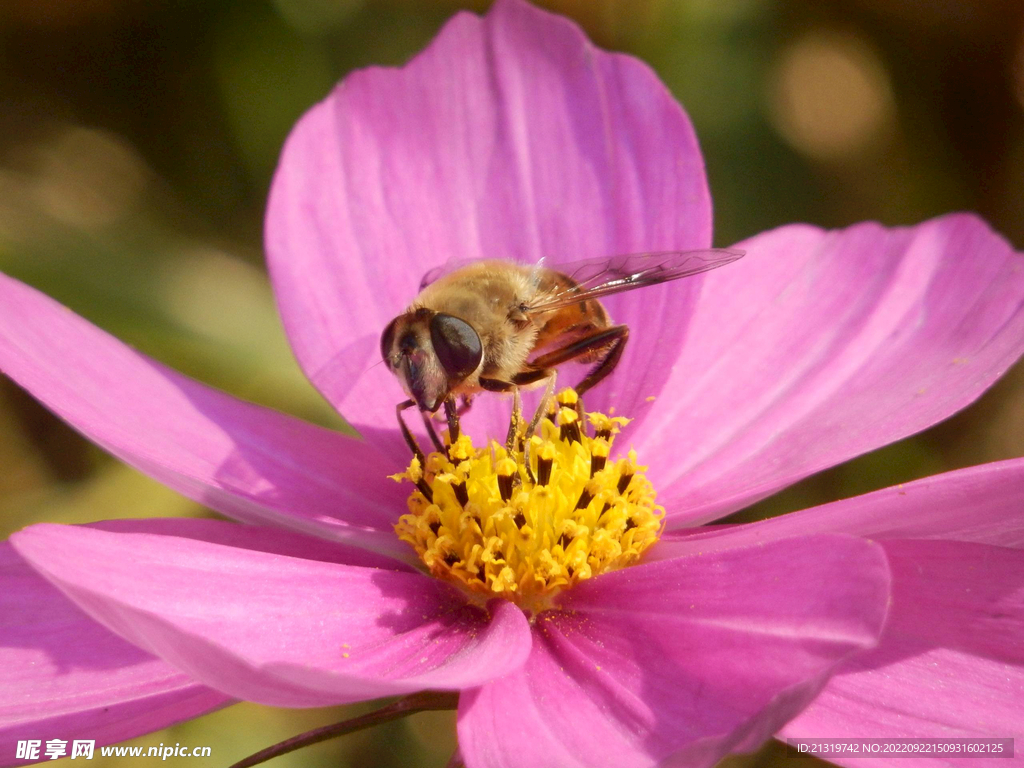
[362,357,391,375]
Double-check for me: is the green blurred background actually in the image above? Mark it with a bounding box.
[1,0,1022,765]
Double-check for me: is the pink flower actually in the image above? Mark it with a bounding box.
[2,1,1023,766]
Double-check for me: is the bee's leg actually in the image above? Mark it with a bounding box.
[396,400,434,501]
[419,410,446,454]
[443,395,461,445]
[508,364,554,435]
[505,387,523,456]
[396,400,426,465]
[519,370,557,443]
[505,370,561,483]
[478,377,518,449]
[480,377,515,392]
[478,377,527,473]
[526,325,629,398]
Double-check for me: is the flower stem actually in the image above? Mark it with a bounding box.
[227,691,460,768]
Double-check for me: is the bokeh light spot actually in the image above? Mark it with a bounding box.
[27,126,148,230]
[767,30,896,162]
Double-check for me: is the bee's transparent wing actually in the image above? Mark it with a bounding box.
[418,257,480,290]
[527,248,744,312]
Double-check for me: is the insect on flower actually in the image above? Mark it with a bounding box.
[380,249,744,460]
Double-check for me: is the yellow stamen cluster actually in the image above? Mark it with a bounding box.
[391,390,664,611]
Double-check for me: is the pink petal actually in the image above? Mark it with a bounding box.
[656,464,1024,762]
[655,457,1024,557]
[0,271,412,562]
[0,539,229,762]
[11,523,531,708]
[633,215,1024,527]
[781,539,1024,767]
[265,0,711,461]
[458,534,889,768]
[87,517,413,570]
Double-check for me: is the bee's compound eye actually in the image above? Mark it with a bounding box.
[429,313,482,382]
[380,317,400,367]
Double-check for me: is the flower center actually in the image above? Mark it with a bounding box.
[391,389,663,611]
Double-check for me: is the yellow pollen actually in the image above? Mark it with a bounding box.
[391,389,664,611]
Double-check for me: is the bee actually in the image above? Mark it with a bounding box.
[381,250,743,461]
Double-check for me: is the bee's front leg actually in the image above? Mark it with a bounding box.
[396,399,426,465]
[419,409,446,454]
[442,395,461,445]
[396,400,434,501]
